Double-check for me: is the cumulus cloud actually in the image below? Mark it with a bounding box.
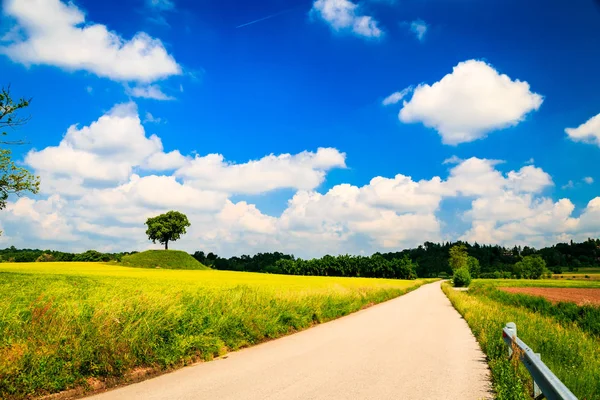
[311,0,383,38]
[1,0,181,82]
[584,177,594,184]
[565,112,600,147]
[175,148,346,194]
[398,60,543,145]
[279,184,442,251]
[461,198,580,247]
[410,19,428,41]
[142,150,188,171]
[4,103,600,256]
[25,103,169,191]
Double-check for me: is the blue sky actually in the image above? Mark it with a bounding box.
[1,0,600,256]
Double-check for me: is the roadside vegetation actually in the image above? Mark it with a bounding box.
[0,262,434,399]
[469,280,600,338]
[443,282,600,399]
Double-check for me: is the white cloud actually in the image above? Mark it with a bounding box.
[584,177,594,184]
[4,103,600,256]
[25,103,169,190]
[86,86,93,94]
[358,175,445,214]
[218,201,277,234]
[577,197,600,233]
[565,112,600,147]
[78,174,227,214]
[311,0,383,38]
[126,84,174,101]
[382,86,412,106]
[444,158,552,199]
[175,148,347,195]
[506,165,553,193]
[4,196,78,242]
[461,198,580,247]
[279,184,442,251]
[410,19,427,41]
[398,60,543,145]
[142,150,188,171]
[1,0,181,82]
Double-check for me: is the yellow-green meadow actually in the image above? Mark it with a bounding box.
[0,262,433,398]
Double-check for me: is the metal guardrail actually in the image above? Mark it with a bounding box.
[502,322,578,400]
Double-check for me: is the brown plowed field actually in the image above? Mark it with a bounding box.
[499,287,600,306]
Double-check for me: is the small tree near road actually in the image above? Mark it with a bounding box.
[449,244,469,270]
[449,244,472,287]
[145,211,191,250]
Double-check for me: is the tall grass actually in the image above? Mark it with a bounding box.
[442,283,600,400]
[0,263,432,399]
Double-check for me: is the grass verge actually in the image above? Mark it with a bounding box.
[442,282,600,400]
[0,263,434,399]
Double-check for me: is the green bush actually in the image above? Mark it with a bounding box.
[453,267,471,287]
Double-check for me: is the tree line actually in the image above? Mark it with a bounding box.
[192,238,600,278]
[3,238,599,279]
[0,247,134,263]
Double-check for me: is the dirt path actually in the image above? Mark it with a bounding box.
[500,287,600,306]
[88,281,492,400]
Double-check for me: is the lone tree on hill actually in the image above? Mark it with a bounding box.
[1,86,40,235]
[145,211,191,250]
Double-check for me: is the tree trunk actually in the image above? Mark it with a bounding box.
[165,241,168,250]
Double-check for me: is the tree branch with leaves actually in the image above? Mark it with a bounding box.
[0,86,40,215]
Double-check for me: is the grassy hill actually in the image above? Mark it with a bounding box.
[120,250,209,270]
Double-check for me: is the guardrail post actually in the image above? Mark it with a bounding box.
[534,353,543,399]
[504,322,517,359]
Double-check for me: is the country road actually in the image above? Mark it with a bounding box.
[89,281,492,400]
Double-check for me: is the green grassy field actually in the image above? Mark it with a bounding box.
[0,262,433,399]
[443,281,600,399]
[120,250,209,270]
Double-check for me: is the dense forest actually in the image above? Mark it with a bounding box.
[2,238,599,279]
[193,239,600,278]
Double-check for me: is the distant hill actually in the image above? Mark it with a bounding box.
[121,250,209,270]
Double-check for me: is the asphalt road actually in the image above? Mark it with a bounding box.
[89,281,492,400]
